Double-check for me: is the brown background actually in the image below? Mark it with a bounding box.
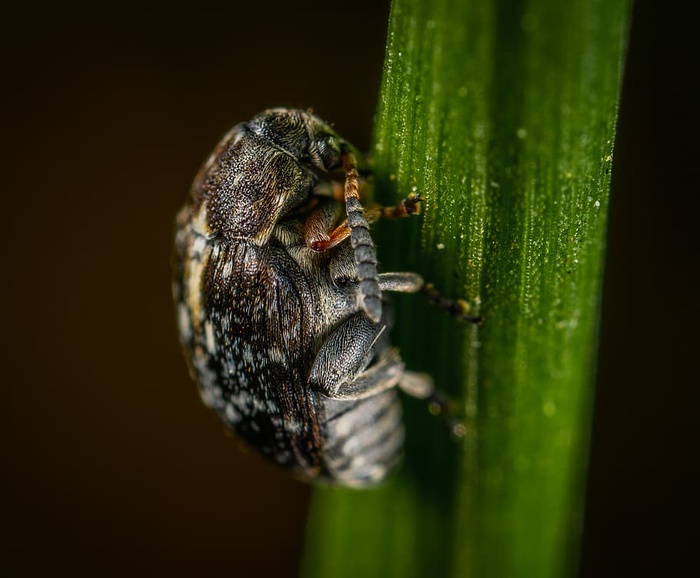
[3,1,697,576]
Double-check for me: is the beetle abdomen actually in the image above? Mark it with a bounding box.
[319,390,404,487]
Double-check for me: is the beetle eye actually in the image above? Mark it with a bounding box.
[315,136,341,171]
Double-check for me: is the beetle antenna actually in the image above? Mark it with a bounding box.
[342,149,382,323]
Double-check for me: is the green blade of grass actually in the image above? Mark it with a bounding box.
[303,0,630,577]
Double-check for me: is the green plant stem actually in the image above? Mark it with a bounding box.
[303,0,630,577]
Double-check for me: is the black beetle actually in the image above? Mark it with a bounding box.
[173,108,476,487]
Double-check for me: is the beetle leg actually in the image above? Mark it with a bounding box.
[378,272,424,293]
[318,177,369,202]
[398,372,466,437]
[378,272,482,323]
[309,312,403,400]
[311,315,467,436]
[421,282,483,323]
[397,370,433,398]
[312,180,344,199]
[304,182,377,252]
[364,193,423,223]
[304,199,351,251]
[325,348,406,400]
[303,182,372,252]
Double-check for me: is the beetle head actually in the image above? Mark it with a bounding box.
[249,109,347,172]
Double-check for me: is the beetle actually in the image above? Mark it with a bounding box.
[173,108,477,487]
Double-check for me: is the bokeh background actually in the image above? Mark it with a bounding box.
[3,1,696,576]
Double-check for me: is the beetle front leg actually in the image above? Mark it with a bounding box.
[364,193,423,223]
[309,312,404,400]
[304,199,350,252]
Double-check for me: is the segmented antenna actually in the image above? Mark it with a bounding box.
[342,150,382,323]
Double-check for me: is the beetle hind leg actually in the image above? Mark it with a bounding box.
[309,312,400,400]
[421,282,482,323]
[399,371,466,438]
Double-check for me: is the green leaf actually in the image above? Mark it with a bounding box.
[302,0,630,577]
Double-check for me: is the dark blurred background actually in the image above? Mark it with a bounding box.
[3,1,696,576]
